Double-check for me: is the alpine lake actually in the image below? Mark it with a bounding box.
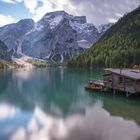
[0,67,140,140]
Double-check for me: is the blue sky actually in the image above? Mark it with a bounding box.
[0,0,140,26]
[0,1,33,19]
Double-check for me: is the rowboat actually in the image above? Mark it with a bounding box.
[85,85,103,91]
[85,79,104,91]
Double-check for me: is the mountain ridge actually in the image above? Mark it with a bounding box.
[0,11,112,63]
[68,6,140,68]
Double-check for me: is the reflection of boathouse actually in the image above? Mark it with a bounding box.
[103,69,140,96]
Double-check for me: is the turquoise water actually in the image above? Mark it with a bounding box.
[0,68,140,140]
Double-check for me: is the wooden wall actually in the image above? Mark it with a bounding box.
[135,80,140,93]
[103,73,140,93]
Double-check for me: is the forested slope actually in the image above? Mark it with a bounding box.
[68,6,140,68]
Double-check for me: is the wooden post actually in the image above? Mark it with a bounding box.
[126,92,129,97]
[113,89,116,95]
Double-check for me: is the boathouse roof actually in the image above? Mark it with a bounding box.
[104,68,140,80]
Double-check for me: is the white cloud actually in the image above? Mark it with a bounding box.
[24,0,38,13]
[69,0,140,25]
[0,0,16,4]
[0,14,15,27]
[0,104,16,120]
[32,0,76,22]
[108,18,118,23]
[0,0,140,25]
[14,0,23,2]
[11,127,26,140]
[10,104,140,140]
[115,13,123,18]
[0,0,23,4]
[31,0,140,24]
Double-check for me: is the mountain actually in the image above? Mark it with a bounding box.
[97,23,113,34]
[0,40,13,68]
[0,19,34,57]
[0,40,12,61]
[68,6,140,68]
[21,11,100,62]
[0,11,111,63]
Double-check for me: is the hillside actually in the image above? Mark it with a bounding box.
[68,6,140,68]
[0,11,112,63]
[0,40,24,69]
[0,40,12,61]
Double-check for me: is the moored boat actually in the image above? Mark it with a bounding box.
[85,85,103,91]
[85,79,104,91]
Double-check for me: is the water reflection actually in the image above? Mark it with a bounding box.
[0,102,140,140]
[0,68,140,140]
[0,104,16,120]
[0,70,11,94]
[0,68,97,115]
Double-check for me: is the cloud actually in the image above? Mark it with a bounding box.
[108,18,118,23]
[0,0,23,4]
[0,0,16,4]
[32,0,76,22]
[30,0,140,25]
[11,127,26,140]
[0,0,140,25]
[10,103,140,140]
[69,0,140,25]
[0,14,15,27]
[115,13,123,18]
[0,104,16,120]
[14,0,23,2]
[23,0,38,13]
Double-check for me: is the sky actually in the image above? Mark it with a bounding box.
[0,0,140,27]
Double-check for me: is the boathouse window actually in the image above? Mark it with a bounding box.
[119,76,123,83]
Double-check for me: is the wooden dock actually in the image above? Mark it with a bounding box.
[103,69,140,96]
[85,69,140,96]
[85,80,104,91]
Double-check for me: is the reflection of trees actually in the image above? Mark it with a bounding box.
[0,70,34,112]
[0,68,103,116]
[88,91,140,126]
[18,68,82,115]
[0,70,10,94]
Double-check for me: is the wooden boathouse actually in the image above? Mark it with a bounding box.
[103,69,140,96]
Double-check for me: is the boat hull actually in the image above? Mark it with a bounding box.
[85,86,102,91]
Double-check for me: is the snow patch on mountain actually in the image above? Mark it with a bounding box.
[97,23,113,34]
[70,22,93,33]
[78,40,90,49]
[33,24,44,31]
[0,11,112,63]
[48,15,63,29]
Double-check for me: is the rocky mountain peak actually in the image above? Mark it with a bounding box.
[0,11,112,63]
[0,19,34,51]
[97,23,113,34]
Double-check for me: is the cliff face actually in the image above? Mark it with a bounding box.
[0,19,34,57]
[21,11,100,62]
[68,6,140,68]
[21,17,79,62]
[0,11,111,62]
[0,40,12,61]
